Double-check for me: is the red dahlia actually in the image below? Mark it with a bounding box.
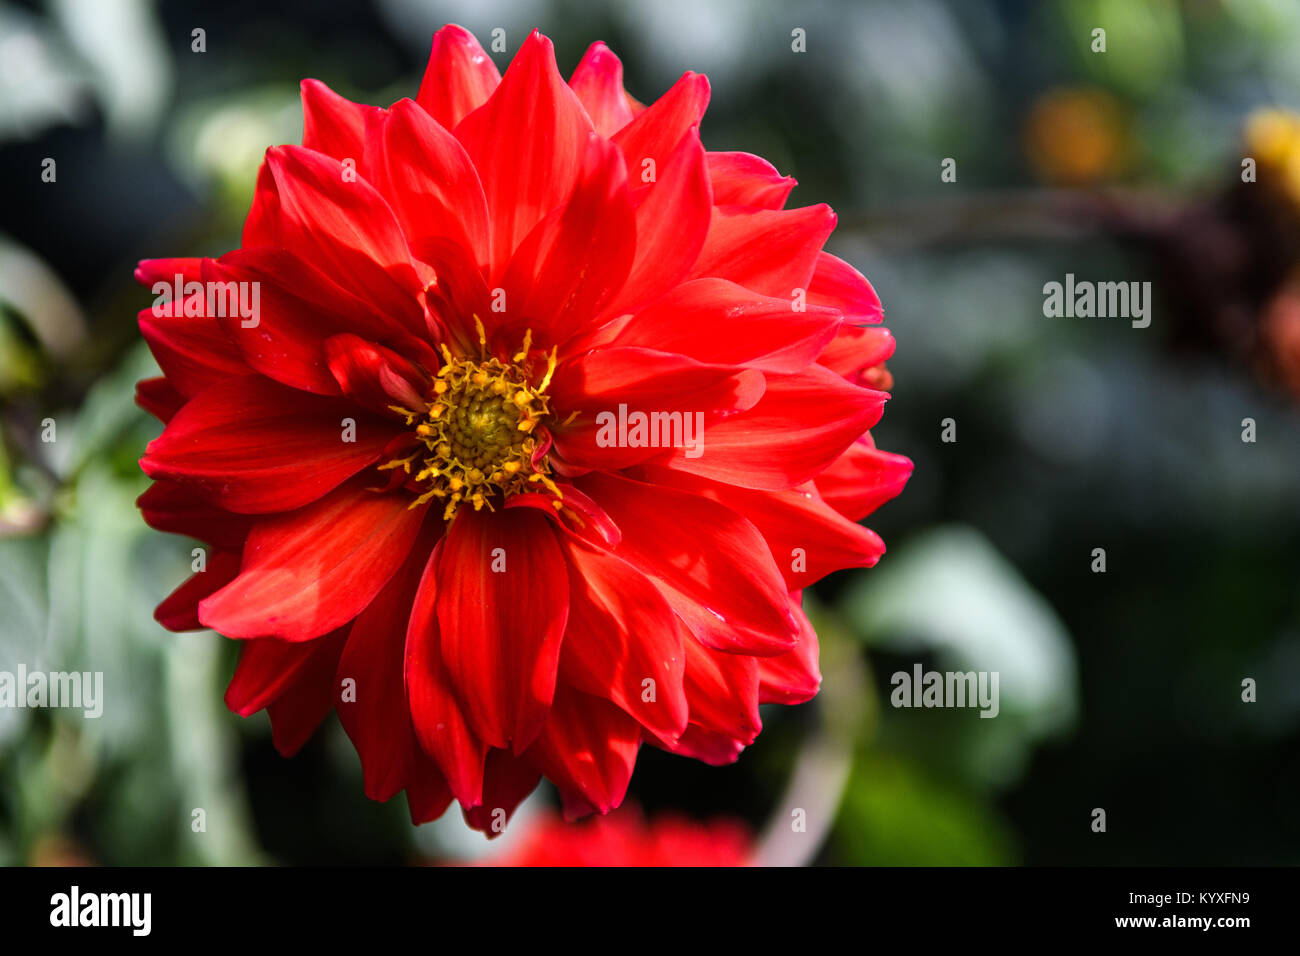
[135,25,912,833]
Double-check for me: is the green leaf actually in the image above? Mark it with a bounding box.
[0,535,51,747]
[834,749,1016,865]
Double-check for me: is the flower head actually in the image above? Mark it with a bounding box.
[136,25,912,833]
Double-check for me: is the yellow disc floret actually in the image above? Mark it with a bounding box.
[382,330,561,520]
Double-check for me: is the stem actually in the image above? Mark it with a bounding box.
[753,599,876,867]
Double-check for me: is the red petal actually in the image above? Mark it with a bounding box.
[677,637,761,743]
[367,98,490,267]
[154,551,242,631]
[660,364,886,490]
[412,235,495,353]
[510,482,620,550]
[417,24,501,131]
[225,628,346,716]
[264,630,349,756]
[435,507,568,753]
[137,479,252,550]
[499,133,635,345]
[690,204,835,299]
[757,596,821,705]
[208,248,430,391]
[817,324,895,379]
[455,30,592,275]
[569,42,636,136]
[641,467,885,590]
[656,723,748,766]
[602,128,713,316]
[613,72,709,185]
[558,539,688,741]
[462,749,542,836]
[200,256,341,395]
[706,151,796,209]
[135,377,185,423]
[135,258,203,286]
[137,295,247,399]
[807,252,884,323]
[577,472,797,654]
[199,482,426,641]
[300,78,377,162]
[140,376,398,514]
[404,752,454,825]
[532,686,641,817]
[548,347,764,471]
[324,333,428,415]
[406,540,488,807]
[335,541,431,802]
[815,435,913,522]
[613,278,840,373]
[242,146,424,326]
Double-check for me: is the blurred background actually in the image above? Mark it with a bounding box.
[1,0,1299,866]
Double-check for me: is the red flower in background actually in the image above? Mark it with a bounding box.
[476,807,752,867]
[136,25,911,833]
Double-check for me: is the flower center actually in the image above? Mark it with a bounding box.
[383,338,560,520]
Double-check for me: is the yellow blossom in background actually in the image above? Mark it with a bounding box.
[1244,108,1300,209]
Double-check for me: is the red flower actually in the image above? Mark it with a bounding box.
[474,807,752,867]
[136,25,912,834]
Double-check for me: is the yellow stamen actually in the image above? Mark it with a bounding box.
[512,329,533,364]
[538,346,558,393]
[395,330,562,519]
